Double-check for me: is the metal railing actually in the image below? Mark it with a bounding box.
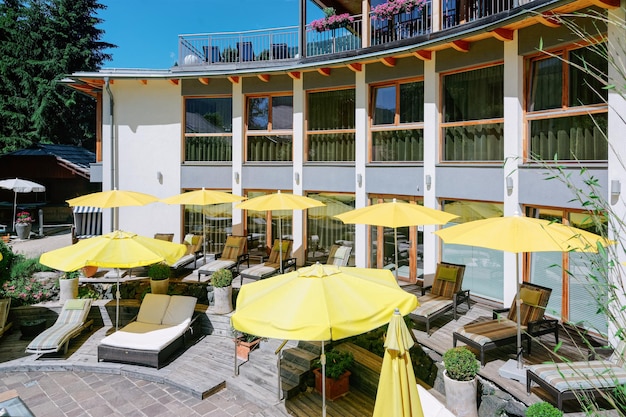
[177,0,536,68]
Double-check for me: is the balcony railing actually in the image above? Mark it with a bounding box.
[178,0,534,68]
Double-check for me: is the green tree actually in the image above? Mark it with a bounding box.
[0,0,115,154]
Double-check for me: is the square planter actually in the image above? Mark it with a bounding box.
[235,337,261,361]
[313,368,351,400]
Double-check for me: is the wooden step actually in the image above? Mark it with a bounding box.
[283,346,318,369]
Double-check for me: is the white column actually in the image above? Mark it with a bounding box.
[422,54,438,275]
[293,76,305,262]
[231,80,244,235]
[607,3,626,344]
[354,68,368,267]
[502,32,523,306]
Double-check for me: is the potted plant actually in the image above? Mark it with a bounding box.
[371,0,426,21]
[232,327,262,360]
[442,346,480,417]
[312,348,354,400]
[15,211,33,240]
[525,402,563,417]
[59,270,80,302]
[211,268,233,314]
[148,262,170,294]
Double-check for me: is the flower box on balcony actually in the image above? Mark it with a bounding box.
[309,7,354,32]
[371,0,426,21]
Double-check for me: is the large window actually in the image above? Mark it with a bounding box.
[527,207,608,335]
[371,80,424,162]
[440,200,504,300]
[182,192,234,254]
[184,97,232,162]
[244,190,293,257]
[307,89,355,162]
[246,95,293,162]
[527,44,608,162]
[442,65,504,161]
[306,193,356,266]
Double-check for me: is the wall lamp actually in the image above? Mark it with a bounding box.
[156,171,163,184]
[611,179,621,197]
[234,171,240,184]
[425,174,432,190]
[506,176,514,193]
[294,172,300,185]
[357,173,363,188]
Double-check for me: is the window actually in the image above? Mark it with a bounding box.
[184,97,232,162]
[440,200,504,300]
[183,192,234,254]
[307,89,355,162]
[526,207,608,335]
[441,65,504,161]
[527,44,608,161]
[244,190,292,257]
[306,193,356,265]
[246,95,293,162]
[371,80,424,162]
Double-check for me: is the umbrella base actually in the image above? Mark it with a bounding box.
[498,359,527,384]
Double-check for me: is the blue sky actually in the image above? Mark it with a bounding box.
[98,0,323,69]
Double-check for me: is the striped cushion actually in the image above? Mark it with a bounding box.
[268,240,291,264]
[530,361,626,391]
[28,323,83,350]
[412,295,453,318]
[241,264,277,278]
[221,236,246,261]
[507,284,551,325]
[432,263,463,298]
[58,299,91,324]
[456,318,522,346]
[197,260,235,274]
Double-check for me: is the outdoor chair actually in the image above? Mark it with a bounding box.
[154,233,174,242]
[98,294,198,369]
[170,234,203,270]
[325,244,352,267]
[203,45,221,63]
[453,282,558,366]
[186,235,249,283]
[238,239,296,284]
[26,299,93,355]
[0,298,13,339]
[526,342,626,410]
[237,41,255,62]
[409,262,469,335]
[271,43,289,60]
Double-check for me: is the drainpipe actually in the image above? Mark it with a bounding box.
[299,0,306,58]
[104,77,118,231]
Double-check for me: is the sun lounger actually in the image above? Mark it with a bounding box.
[527,344,626,410]
[171,234,203,269]
[25,299,93,355]
[409,262,469,335]
[238,239,296,284]
[326,245,352,266]
[0,299,13,339]
[453,282,558,365]
[185,235,249,283]
[98,294,198,369]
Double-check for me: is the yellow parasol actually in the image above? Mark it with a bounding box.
[236,190,325,272]
[373,309,424,417]
[434,214,613,368]
[40,230,186,330]
[161,188,245,258]
[232,263,417,416]
[335,199,459,277]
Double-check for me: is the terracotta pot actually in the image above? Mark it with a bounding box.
[1,235,9,243]
[82,265,98,278]
[313,368,351,400]
[235,337,261,361]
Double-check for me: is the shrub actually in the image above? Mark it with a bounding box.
[148,262,170,281]
[1,275,54,306]
[313,349,354,379]
[0,241,16,280]
[9,255,51,280]
[525,402,563,417]
[212,268,233,288]
[443,346,480,381]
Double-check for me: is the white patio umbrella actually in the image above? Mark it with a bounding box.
[0,178,46,232]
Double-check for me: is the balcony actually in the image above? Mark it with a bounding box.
[177,0,536,69]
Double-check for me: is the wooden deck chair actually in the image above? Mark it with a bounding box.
[0,298,13,339]
[453,282,558,365]
[187,235,250,283]
[239,239,295,284]
[26,299,93,355]
[526,342,626,410]
[326,245,352,266]
[171,234,203,269]
[409,262,469,335]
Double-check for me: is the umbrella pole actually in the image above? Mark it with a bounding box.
[394,228,399,280]
[203,205,207,261]
[279,216,283,274]
[12,191,17,232]
[516,253,523,369]
[321,341,326,417]
[116,268,121,331]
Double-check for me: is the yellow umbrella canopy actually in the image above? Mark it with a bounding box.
[335,199,459,275]
[434,214,612,369]
[444,201,503,223]
[232,263,417,417]
[232,264,418,340]
[67,189,159,208]
[373,309,424,417]
[40,230,186,330]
